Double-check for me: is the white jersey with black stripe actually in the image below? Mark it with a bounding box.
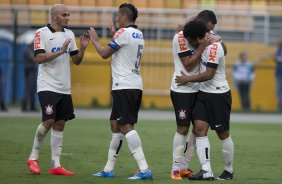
[199,42,230,93]
[34,24,78,94]
[171,31,199,93]
[108,26,144,90]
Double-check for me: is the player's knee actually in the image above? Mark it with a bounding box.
[177,126,189,135]
[42,119,55,129]
[216,130,230,140]
[52,120,65,131]
[193,127,208,137]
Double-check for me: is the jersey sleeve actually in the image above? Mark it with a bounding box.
[68,31,79,56]
[206,42,223,69]
[174,32,194,58]
[108,28,129,50]
[34,29,46,57]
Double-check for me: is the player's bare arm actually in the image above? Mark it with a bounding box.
[181,38,210,71]
[72,33,90,65]
[221,42,227,56]
[88,27,115,59]
[176,15,196,33]
[209,33,227,55]
[175,67,216,85]
[35,38,71,64]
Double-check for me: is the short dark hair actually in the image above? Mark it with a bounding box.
[183,21,209,40]
[195,10,217,25]
[119,3,138,22]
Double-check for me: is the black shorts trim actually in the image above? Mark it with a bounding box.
[193,90,231,131]
[110,89,142,125]
[38,91,75,122]
[170,90,197,126]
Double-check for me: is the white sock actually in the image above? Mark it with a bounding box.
[29,123,49,160]
[180,132,195,170]
[50,129,63,168]
[172,132,185,172]
[196,136,212,172]
[104,133,124,172]
[222,136,234,173]
[125,130,148,172]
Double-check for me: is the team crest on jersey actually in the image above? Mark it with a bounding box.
[45,104,53,115]
[178,109,187,120]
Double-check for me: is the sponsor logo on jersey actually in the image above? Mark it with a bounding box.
[208,43,218,62]
[45,104,53,115]
[178,109,187,120]
[177,33,188,51]
[132,32,143,39]
[113,28,125,39]
[34,31,41,49]
[51,47,70,54]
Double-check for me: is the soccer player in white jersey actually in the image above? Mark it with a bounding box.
[176,21,234,180]
[170,10,222,180]
[26,4,90,176]
[88,3,152,180]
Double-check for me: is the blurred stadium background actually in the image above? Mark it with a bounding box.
[0,0,282,111]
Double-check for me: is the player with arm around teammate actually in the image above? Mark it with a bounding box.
[170,10,225,180]
[26,4,90,176]
[176,21,234,181]
[88,3,152,180]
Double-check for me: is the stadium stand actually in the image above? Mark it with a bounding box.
[0,0,281,111]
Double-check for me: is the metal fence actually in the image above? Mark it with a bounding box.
[0,5,281,110]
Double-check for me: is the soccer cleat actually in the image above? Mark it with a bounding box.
[188,169,214,181]
[128,169,153,180]
[49,166,75,176]
[217,170,233,180]
[92,170,115,178]
[170,170,182,180]
[26,159,40,174]
[180,168,194,177]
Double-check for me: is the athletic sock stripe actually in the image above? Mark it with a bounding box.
[116,140,123,154]
[205,147,209,159]
[183,142,188,154]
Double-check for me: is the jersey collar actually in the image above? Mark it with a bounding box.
[47,24,65,33]
[126,25,138,29]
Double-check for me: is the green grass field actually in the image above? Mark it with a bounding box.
[0,116,282,184]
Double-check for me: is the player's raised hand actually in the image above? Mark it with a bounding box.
[175,71,189,86]
[88,27,99,43]
[60,37,71,54]
[80,33,90,48]
[208,34,221,43]
[108,20,116,37]
[200,33,212,47]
